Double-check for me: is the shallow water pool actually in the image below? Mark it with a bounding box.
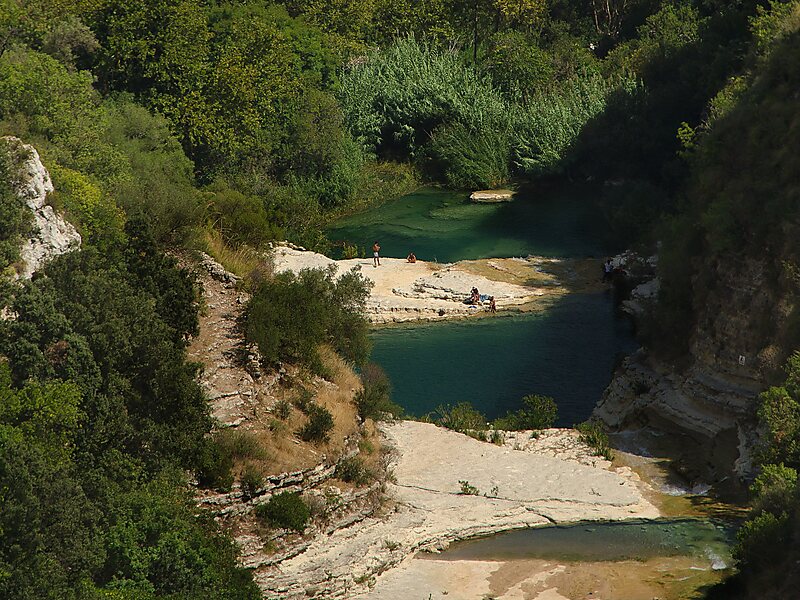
[436,519,734,566]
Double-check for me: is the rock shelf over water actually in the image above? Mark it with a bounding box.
[470,189,516,202]
[272,246,603,324]
[262,422,659,598]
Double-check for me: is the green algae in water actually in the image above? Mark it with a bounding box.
[369,293,637,426]
[437,519,734,566]
[327,185,613,263]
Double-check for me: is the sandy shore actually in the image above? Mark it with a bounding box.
[272,246,602,324]
[257,422,659,598]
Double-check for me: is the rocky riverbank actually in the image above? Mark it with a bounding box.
[188,250,663,600]
[272,245,604,324]
[256,422,659,599]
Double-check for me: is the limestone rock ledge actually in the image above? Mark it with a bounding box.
[271,246,560,324]
[470,189,516,203]
[595,351,759,489]
[2,137,81,279]
[255,422,658,599]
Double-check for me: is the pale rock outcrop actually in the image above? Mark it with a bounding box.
[2,137,81,278]
[271,245,558,324]
[257,422,658,599]
[470,189,515,203]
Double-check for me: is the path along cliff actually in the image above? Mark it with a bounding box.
[188,251,660,599]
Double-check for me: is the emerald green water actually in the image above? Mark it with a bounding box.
[370,295,636,424]
[328,185,613,262]
[436,519,733,567]
[329,184,635,424]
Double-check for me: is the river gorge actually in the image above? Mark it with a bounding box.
[316,185,741,599]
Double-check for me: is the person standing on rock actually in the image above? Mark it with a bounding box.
[372,241,381,267]
[602,259,613,283]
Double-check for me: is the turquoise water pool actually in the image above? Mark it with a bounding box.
[330,182,634,424]
[436,519,733,566]
[369,293,636,424]
[327,184,614,263]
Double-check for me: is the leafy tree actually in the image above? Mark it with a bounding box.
[0,46,125,180]
[0,137,32,274]
[245,266,372,372]
[493,394,558,430]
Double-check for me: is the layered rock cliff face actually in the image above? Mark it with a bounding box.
[3,137,81,278]
[596,253,795,490]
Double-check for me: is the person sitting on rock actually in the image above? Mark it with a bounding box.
[407,252,417,263]
[470,287,480,304]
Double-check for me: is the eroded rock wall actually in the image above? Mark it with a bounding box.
[3,137,81,278]
[597,252,795,488]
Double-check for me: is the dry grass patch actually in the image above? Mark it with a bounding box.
[199,227,268,278]
[242,347,362,476]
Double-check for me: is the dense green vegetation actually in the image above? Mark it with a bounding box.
[3,0,800,596]
[492,394,558,430]
[0,138,31,274]
[244,266,372,374]
[0,225,258,598]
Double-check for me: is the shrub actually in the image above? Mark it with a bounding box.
[493,395,558,431]
[335,456,374,486]
[297,404,334,443]
[273,398,292,420]
[244,266,372,372]
[255,492,310,532]
[240,463,264,500]
[207,182,282,248]
[750,463,798,518]
[355,363,401,421]
[195,439,234,492]
[435,402,487,435]
[487,430,505,445]
[49,164,126,252]
[734,510,790,568]
[575,421,614,461]
[458,480,479,495]
[215,429,267,462]
[292,388,314,412]
[757,364,800,467]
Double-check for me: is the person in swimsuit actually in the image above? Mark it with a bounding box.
[372,241,381,267]
[489,296,496,313]
[407,252,416,263]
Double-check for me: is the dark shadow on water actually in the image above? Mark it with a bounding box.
[327,183,618,263]
[369,293,637,425]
